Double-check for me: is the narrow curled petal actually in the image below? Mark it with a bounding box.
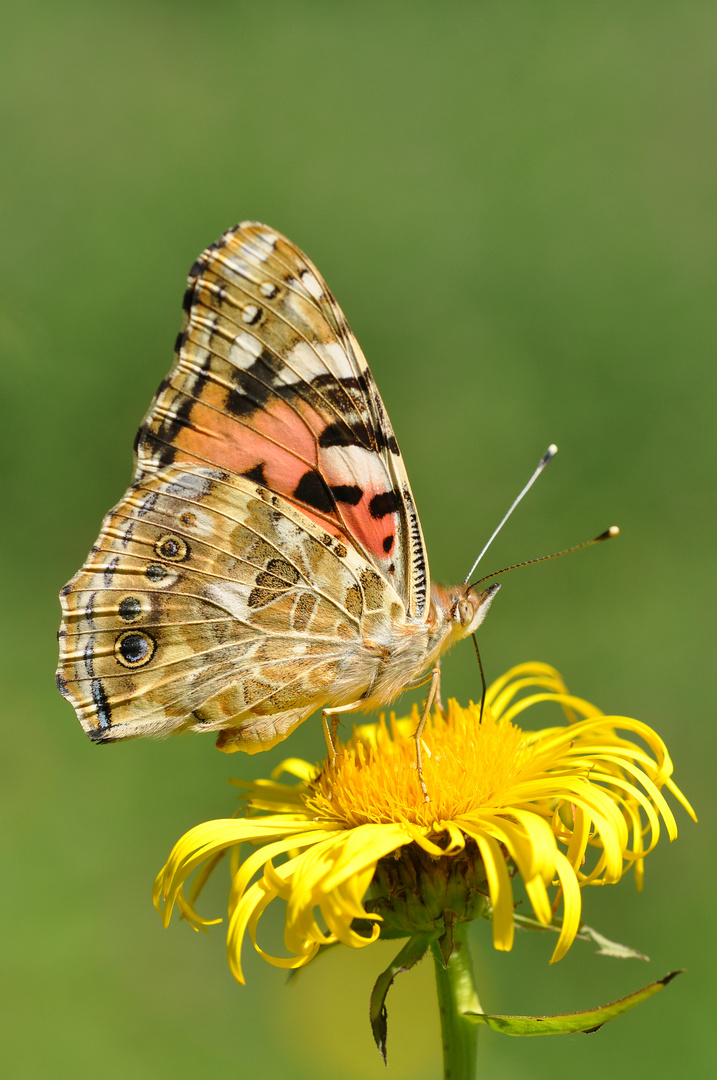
[549,850,583,963]
[230,830,342,909]
[154,817,330,927]
[321,823,415,893]
[471,831,515,951]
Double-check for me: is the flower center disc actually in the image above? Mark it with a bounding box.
[305,703,533,829]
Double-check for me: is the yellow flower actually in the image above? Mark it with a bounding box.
[153,663,694,983]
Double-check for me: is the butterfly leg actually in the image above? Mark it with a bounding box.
[322,699,367,765]
[412,666,441,804]
[403,662,445,718]
[321,711,338,763]
[433,659,446,718]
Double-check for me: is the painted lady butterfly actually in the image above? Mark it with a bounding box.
[56,223,500,779]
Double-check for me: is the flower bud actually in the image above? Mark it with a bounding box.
[365,841,489,940]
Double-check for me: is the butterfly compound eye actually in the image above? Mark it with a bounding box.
[457,599,474,628]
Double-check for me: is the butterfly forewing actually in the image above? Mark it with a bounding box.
[133,223,429,617]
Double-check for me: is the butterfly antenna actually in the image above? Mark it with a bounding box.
[463,444,558,585]
[468,526,620,591]
[467,526,619,713]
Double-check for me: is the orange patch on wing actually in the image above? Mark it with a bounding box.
[339,501,397,565]
[171,393,320,478]
[165,381,397,562]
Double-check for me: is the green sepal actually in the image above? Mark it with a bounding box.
[437,910,457,965]
[369,933,434,1062]
[464,970,683,1036]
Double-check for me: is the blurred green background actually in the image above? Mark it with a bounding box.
[2,1,714,1077]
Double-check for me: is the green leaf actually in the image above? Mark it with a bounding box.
[369,933,434,1062]
[465,971,683,1036]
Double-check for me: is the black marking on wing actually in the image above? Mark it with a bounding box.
[242,462,268,484]
[83,637,95,676]
[242,304,262,325]
[331,484,363,506]
[84,591,97,629]
[318,421,364,448]
[404,488,428,616]
[119,520,135,547]
[293,471,335,514]
[225,350,278,418]
[90,678,112,731]
[117,631,155,666]
[103,557,119,587]
[369,491,398,519]
[119,597,142,621]
[136,491,159,519]
[137,338,214,468]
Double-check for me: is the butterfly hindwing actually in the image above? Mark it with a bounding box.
[133,222,429,618]
[57,463,407,749]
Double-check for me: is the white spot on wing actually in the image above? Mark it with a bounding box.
[191,314,218,351]
[277,339,356,386]
[257,340,358,402]
[219,255,253,281]
[241,304,260,324]
[205,581,248,621]
[163,469,221,501]
[281,341,329,384]
[300,269,324,300]
[322,340,356,378]
[229,331,263,368]
[322,444,391,492]
[241,233,277,264]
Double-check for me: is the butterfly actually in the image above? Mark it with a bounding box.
[56,223,499,788]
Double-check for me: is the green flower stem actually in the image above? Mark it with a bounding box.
[431,925,482,1080]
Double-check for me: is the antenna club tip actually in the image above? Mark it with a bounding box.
[597,525,620,541]
[547,443,558,457]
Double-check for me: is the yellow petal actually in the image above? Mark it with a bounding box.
[549,850,582,963]
[464,828,515,951]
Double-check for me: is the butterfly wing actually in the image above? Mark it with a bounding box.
[58,223,430,747]
[57,463,406,748]
[133,222,429,618]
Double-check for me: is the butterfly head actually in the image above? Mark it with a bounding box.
[458,582,501,636]
[431,581,500,647]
